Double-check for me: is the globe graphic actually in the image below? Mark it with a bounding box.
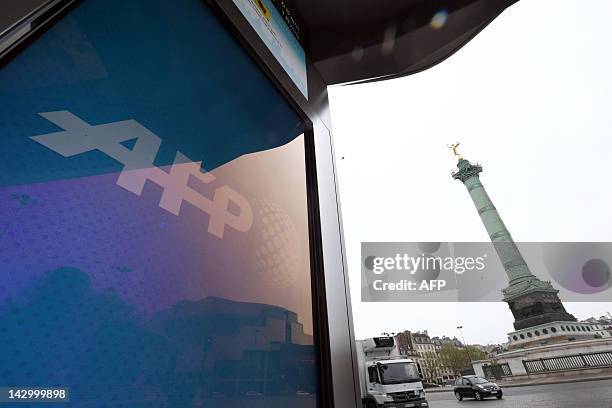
[250,199,303,288]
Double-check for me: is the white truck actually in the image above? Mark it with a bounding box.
[356,337,428,408]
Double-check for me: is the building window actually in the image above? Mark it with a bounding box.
[551,327,557,333]
[542,329,548,335]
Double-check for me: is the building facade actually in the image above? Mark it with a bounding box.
[395,331,465,384]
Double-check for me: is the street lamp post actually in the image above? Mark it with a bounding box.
[457,325,474,370]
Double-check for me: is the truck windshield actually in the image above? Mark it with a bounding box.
[378,363,421,384]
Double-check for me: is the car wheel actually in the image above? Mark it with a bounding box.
[474,391,483,401]
[455,392,463,401]
[496,394,503,399]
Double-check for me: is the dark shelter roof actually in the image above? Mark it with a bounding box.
[286,0,518,84]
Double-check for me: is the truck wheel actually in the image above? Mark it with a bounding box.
[455,392,463,401]
[366,399,379,408]
[474,391,483,401]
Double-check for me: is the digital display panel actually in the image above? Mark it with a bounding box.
[232,0,308,99]
[0,0,319,406]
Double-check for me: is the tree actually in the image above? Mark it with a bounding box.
[438,344,487,375]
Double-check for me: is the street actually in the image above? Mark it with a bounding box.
[427,379,612,408]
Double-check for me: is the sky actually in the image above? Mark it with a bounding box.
[328,0,612,345]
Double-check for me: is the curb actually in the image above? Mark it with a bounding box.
[424,375,612,393]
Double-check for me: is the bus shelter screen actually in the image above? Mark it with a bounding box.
[0,0,318,407]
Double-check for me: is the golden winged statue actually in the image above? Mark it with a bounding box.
[448,142,463,160]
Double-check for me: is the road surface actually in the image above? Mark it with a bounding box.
[427,378,612,408]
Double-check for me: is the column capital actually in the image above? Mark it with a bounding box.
[452,159,482,183]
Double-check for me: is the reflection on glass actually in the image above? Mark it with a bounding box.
[0,0,318,406]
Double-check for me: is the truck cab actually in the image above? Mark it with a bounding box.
[357,338,428,408]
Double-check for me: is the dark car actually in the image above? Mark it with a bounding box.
[453,376,502,401]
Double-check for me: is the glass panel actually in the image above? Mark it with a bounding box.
[368,366,378,383]
[0,0,318,407]
[379,362,420,384]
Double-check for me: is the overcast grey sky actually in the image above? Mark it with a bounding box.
[329,0,612,345]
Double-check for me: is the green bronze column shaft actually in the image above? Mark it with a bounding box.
[452,157,535,287]
[448,144,575,329]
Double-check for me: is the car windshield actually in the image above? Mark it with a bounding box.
[471,377,489,384]
[378,362,421,384]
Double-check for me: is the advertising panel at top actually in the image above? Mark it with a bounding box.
[232,0,308,99]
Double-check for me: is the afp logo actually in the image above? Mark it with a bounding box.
[31,111,253,239]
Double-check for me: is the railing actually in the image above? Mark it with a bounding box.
[482,363,512,379]
[523,351,612,374]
